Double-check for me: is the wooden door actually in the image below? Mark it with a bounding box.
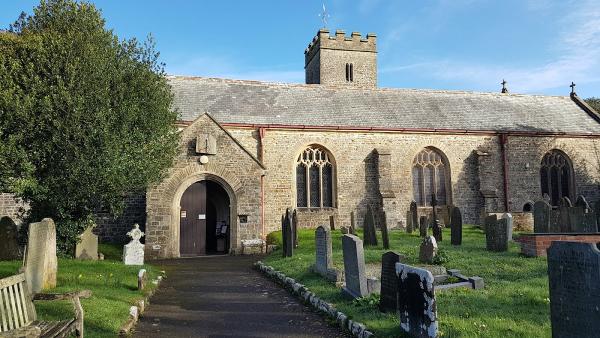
[180,181,207,256]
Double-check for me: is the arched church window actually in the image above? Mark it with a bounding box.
[540,150,573,206]
[296,145,335,208]
[412,147,449,206]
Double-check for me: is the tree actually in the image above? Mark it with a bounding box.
[586,97,600,113]
[0,0,179,253]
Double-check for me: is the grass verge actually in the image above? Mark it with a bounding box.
[263,227,550,338]
[0,243,160,338]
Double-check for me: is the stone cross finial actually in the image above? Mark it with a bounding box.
[501,79,509,93]
[319,3,330,28]
[127,224,144,242]
[570,81,576,95]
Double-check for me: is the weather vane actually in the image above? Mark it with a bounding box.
[319,4,330,28]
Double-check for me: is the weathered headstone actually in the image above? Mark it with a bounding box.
[502,213,513,241]
[410,201,418,235]
[341,234,368,298]
[138,269,147,290]
[560,196,573,207]
[123,223,145,265]
[379,251,401,313]
[329,215,335,231]
[549,209,562,233]
[419,236,438,264]
[396,263,438,338]
[363,206,378,246]
[533,200,551,233]
[0,216,21,260]
[381,212,390,250]
[25,218,58,293]
[419,216,428,237]
[281,209,294,257]
[485,215,508,252]
[543,193,551,203]
[406,211,413,234]
[314,226,333,275]
[575,195,590,211]
[547,242,600,338]
[450,207,462,245]
[431,194,442,242]
[350,211,356,235]
[292,209,299,248]
[75,225,98,260]
[559,197,573,233]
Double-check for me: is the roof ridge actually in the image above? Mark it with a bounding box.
[166,75,570,99]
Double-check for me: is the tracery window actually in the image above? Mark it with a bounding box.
[296,145,334,208]
[540,150,573,206]
[412,148,449,206]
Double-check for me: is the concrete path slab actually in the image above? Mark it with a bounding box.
[133,255,349,338]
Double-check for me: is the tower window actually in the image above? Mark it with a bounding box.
[345,63,354,82]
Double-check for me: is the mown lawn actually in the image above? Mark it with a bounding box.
[0,244,161,338]
[264,227,550,338]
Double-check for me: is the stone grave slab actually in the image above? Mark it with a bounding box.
[396,263,438,338]
[314,226,333,275]
[341,234,368,298]
[379,251,401,312]
[381,212,390,250]
[485,215,508,252]
[363,206,378,246]
[419,216,428,237]
[502,213,513,241]
[0,216,20,260]
[533,200,550,233]
[75,226,98,260]
[25,218,58,293]
[450,207,462,245]
[410,201,418,234]
[419,236,438,264]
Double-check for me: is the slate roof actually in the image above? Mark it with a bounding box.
[169,76,600,134]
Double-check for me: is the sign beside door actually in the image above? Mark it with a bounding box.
[198,214,206,220]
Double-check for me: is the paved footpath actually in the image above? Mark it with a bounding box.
[134,255,349,338]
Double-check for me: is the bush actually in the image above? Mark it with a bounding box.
[266,231,282,247]
[433,248,449,265]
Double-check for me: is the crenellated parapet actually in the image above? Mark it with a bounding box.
[305,29,377,67]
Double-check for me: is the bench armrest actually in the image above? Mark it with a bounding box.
[33,290,92,301]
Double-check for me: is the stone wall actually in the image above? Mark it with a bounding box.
[0,193,28,225]
[95,192,146,243]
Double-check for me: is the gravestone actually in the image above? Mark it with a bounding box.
[410,201,418,235]
[340,226,350,234]
[341,234,368,298]
[533,200,551,233]
[502,213,513,241]
[549,209,562,233]
[75,225,98,260]
[406,211,413,234]
[292,209,299,248]
[396,263,438,338]
[25,218,58,293]
[0,216,20,260]
[350,211,356,235]
[485,215,508,252]
[595,200,600,229]
[363,206,378,246]
[543,193,551,203]
[431,195,442,242]
[123,223,145,265]
[419,236,438,264]
[314,226,333,275]
[379,251,401,313]
[419,216,428,237]
[281,209,294,257]
[559,197,573,233]
[575,195,590,211]
[381,212,390,250]
[138,269,147,290]
[329,215,335,231]
[450,207,462,245]
[547,242,600,338]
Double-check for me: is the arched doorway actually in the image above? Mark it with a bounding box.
[179,180,231,256]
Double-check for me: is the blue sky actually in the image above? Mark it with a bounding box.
[2,0,600,98]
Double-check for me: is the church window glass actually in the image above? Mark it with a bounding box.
[345,63,354,82]
[412,148,449,206]
[296,145,335,208]
[540,150,573,206]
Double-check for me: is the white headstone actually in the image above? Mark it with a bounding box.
[123,224,145,265]
[502,213,514,241]
[25,218,58,293]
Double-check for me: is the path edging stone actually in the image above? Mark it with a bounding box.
[120,273,165,336]
[254,261,375,338]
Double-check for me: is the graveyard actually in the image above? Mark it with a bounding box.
[263,226,551,337]
[0,243,160,337]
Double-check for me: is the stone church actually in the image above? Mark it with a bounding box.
[4,29,600,259]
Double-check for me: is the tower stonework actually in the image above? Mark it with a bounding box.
[305,29,377,87]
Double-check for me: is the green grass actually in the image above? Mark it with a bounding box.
[264,227,550,338]
[0,244,161,338]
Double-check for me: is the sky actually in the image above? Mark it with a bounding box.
[2,0,600,98]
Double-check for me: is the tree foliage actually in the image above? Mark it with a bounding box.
[0,0,179,253]
[586,97,600,113]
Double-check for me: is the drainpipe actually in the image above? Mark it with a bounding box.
[500,133,510,212]
[259,128,266,240]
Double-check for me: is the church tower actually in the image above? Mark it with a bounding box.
[304,29,377,87]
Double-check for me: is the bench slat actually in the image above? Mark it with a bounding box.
[2,287,14,331]
[12,284,24,327]
[17,282,30,325]
[7,283,20,329]
[36,319,75,338]
[0,274,25,289]
[0,287,7,332]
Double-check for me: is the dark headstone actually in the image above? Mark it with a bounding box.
[292,209,299,248]
[381,212,390,250]
[314,226,333,275]
[575,195,590,211]
[560,196,573,207]
[419,216,428,237]
[282,209,294,257]
[547,242,600,338]
[406,211,413,234]
[549,209,562,233]
[485,215,508,252]
[379,251,401,313]
[431,194,442,242]
[363,206,378,246]
[350,211,356,235]
[559,198,573,233]
[419,236,438,264]
[0,216,20,260]
[533,200,551,233]
[595,200,600,229]
[341,234,368,298]
[329,215,335,231]
[450,207,462,245]
[410,201,418,234]
[396,263,438,338]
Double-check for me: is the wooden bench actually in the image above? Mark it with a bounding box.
[0,273,91,337]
